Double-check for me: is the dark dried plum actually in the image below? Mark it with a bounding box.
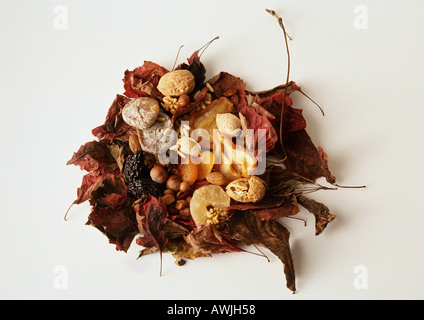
[127,178,163,199]
[123,151,148,182]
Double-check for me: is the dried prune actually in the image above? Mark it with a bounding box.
[123,151,148,182]
[127,178,163,199]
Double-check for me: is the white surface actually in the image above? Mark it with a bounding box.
[1,0,424,300]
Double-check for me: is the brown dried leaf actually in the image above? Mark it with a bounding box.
[297,195,336,235]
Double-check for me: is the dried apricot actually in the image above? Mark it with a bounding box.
[197,150,214,180]
[178,159,198,185]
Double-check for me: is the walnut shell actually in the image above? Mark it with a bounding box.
[157,70,195,97]
[225,176,266,203]
[122,97,159,129]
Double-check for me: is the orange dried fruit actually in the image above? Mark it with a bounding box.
[197,150,215,180]
[178,159,198,185]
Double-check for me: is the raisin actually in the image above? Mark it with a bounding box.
[123,151,148,183]
[127,178,163,199]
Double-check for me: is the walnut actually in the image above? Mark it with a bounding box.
[161,96,180,113]
[122,97,159,129]
[205,206,228,225]
[225,176,267,203]
[157,70,195,97]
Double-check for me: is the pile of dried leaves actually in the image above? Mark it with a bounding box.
[66,11,360,293]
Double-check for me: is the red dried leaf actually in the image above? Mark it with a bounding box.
[123,61,169,98]
[88,172,129,208]
[238,105,278,154]
[134,197,169,252]
[66,140,118,173]
[86,205,138,252]
[91,94,135,140]
[72,169,121,206]
[257,92,306,133]
[207,72,246,110]
[283,129,336,184]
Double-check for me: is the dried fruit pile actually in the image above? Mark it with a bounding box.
[66,15,356,292]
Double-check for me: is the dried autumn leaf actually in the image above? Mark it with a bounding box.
[134,197,169,253]
[164,239,210,263]
[297,195,336,235]
[228,194,300,221]
[123,61,169,99]
[66,140,118,173]
[184,224,242,255]
[283,129,336,184]
[238,105,278,154]
[207,71,247,110]
[86,205,138,252]
[227,210,296,292]
[91,94,134,140]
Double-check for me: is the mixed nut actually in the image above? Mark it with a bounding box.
[118,68,267,227]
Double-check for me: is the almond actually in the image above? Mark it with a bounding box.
[128,134,142,152]
[161,194,175,206]
[206,172,227,186]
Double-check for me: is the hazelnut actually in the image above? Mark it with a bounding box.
[166,175,182,191]
[175,200,187,210]
[179,207,191,217]
[164,189,175,196]
[178,94,190,107]
[179,181,191,192]
[150,165,168,184]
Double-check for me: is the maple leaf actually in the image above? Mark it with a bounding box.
[123,61,169,99]
[207,71,247,110]
[283,129,336,184]
[228,194,300,221]
[256,90,336,184]
[184,224,242,255]
[134,197,169,252]
[91,94,135,140]
[66,140,118,173]
[86,205,138,252]
[238,105,278,155]
[227,210,296,292]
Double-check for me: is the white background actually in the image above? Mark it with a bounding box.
[1,0,423,300]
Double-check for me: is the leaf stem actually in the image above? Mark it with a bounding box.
[172,45,184,71]
[64,202,74,221]
[333,183,366,189]
[298,89,325,116]
[198,36,220,59]
[266,9,290,159]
